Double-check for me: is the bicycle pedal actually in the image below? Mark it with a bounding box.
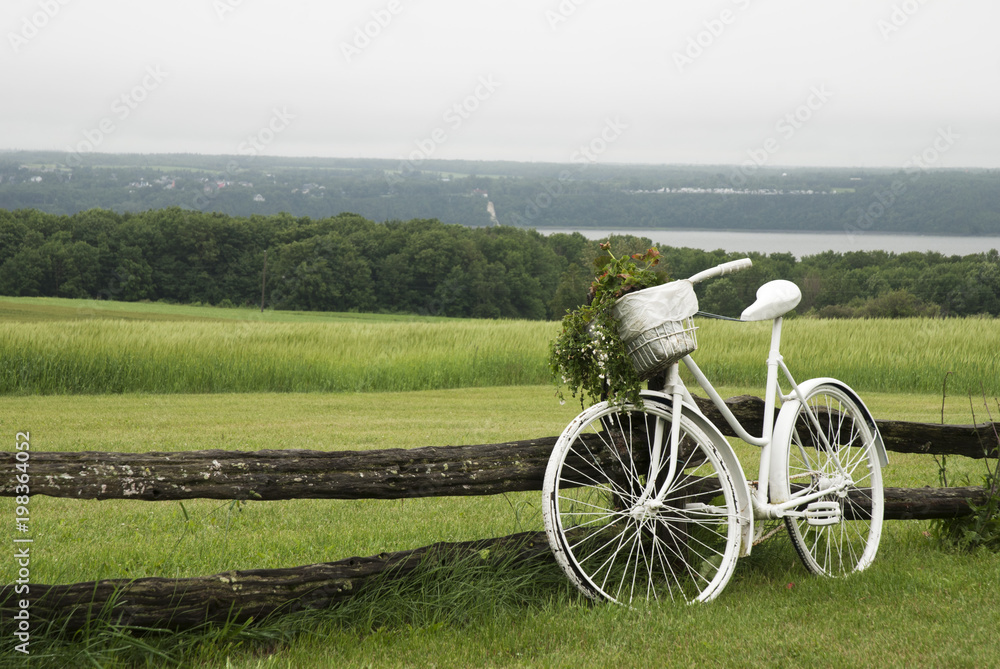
[804,501,841,526]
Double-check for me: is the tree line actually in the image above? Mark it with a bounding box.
[1,207,998,319]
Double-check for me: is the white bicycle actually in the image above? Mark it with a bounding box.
[542,258,887,604]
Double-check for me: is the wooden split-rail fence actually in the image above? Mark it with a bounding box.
[1,395,996,631]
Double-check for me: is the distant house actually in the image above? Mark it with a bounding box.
[254,194,266,202]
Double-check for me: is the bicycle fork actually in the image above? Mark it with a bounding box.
[633,365,686,509]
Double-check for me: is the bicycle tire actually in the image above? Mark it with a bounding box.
[774,383,884,576]
[542,400,742,604]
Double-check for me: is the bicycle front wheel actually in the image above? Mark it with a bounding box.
[777,384,884,576]
[542,401,742,604]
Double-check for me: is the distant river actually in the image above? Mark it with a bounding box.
[533,228,1000,259]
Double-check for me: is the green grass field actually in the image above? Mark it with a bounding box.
[1,296,997,396]
[2,388,998,669]
[1,297,998,668]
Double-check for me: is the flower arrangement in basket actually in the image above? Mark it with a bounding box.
[549,242,690,407]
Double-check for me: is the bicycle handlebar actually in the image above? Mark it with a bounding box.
[687,258,752,285]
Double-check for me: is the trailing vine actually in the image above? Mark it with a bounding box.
[548,244,666,408]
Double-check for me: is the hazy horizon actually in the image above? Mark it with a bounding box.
[4,2,998,170]
[5,148,995,174]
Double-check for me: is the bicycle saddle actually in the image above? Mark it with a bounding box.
[740,280,802,321]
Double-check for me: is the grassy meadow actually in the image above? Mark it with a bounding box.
[1,296,999,668]
[0,298,553,395]
[1,296,997,397]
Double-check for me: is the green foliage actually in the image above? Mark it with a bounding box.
[1,204,1000,321]
[930,399,1000,552]
[548,245,665,406]
[590,244,664,306]
[813,289,941,318]
[930,462,1000,552]
[0,209,581,320]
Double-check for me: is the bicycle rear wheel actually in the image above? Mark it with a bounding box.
[777,384,884,576]
[542,401,742,604]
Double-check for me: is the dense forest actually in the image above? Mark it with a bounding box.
[2,207,998,319]
[2,152,998,235]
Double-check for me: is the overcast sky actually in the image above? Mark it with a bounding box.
[3,0,999,169]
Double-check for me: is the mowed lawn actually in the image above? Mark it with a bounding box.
[1,296,998,668]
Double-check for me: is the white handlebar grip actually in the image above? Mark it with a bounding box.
[717,258,753,276]
[687,258,752,284]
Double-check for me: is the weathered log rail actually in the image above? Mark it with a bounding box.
[2,488,993,632]
[2,395,995,633]
[0,532,552,632]
[1,442,990,520]
[2,396,995,508]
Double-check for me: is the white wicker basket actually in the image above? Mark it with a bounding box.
[611,280,699,379]
[621,317,697,379]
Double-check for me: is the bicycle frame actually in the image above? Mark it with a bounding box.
[648,314,886,531]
